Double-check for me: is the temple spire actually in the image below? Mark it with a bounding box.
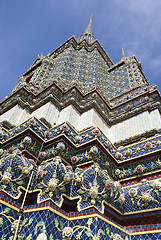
[78,15,95,44]
[84,14,93,36]
[122,48,125,58]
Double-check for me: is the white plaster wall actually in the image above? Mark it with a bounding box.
[0,105,24,125]
[19,109,30,124]
[57,105,80,127]
[57,105,110,136]
[31,103,49,119]
[92,109,110,138]
[109,111,159,143]
[150,109,161,129]
[45,103,59,125]
[0,106,16,123]
[0,103,60,126]
[34,102,59,125]
[19,103,59,125]
[77,109,93,130]
[2,101,160,145]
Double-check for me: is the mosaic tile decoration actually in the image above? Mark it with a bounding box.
[0,16,161,240]
[1,198,161,239]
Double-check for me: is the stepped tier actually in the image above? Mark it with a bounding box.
[0,16,161,240]
[0,78,161,144]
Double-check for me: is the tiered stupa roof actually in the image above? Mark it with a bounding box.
[0,16,161,240]
[11,15,147,101]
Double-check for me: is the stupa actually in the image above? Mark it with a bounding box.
[0,15,161,240]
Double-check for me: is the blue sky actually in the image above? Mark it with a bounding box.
[0,0,161,100]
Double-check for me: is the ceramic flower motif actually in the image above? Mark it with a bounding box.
[21,166,33,177]
[142,193,152,203]
[91,163,101,173]
[37,170,45,180]
[38,152,46,160]
[92,128,101,137]
[23,136,32,145]
[75,175,83,186]
[128,181,160,208]
[89,146,98,154]
[44,130,51,138]
[125,148,132,157]
[134,164,146,174]
[118,194,125,205]
[77,166,123,209]
[105,161,110,168]
[71,156,78,164]
[0,149,4,157]
[56,142,65,151]
[11,220,22,234]
[60,124,69,132]
[64,173,71,184]
[115,169,121,176]
[74,135,82,143]
[92,92,97,98]
[105,180,112,189]
[48,178,57,191]
[144,142,152,150]
[90,186,98,199]
[152,180,161,190]
[156,140,161,146]
[115,152,122,160]
[53,156,62,165]
[113,233,122,240]
[36,233,47,240]
[114,168,125,179]
[113,181,121,191]
[8,146,14,154]
[27,118,36,126]
[1,172,12,185]
[105,141,112,150]
[62,227,73,240]
[154,84,158,89]
[129,188,138,198]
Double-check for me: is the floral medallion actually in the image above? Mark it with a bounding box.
[89,146,98,154]
[11,220,22,234]
[129,188,138,197]
[62,227,73,240]
[56,142,65,151]
[23,136,32,145]
[113,233,122,240]
[48,178,57,191]
[36,233,47,240]
[1,172,11,185]
[90,186,98,199]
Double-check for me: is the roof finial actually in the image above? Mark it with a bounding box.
[84,14,93,35]
[122,48,125,58]
[78,15,95,44]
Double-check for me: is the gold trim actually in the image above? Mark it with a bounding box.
[0,199,19,211]
[122,176,161,188]
[118,133,161,150]
[120,170,161,183]
[1,117,161,167]
[1,199,161,236]
[130,229,161,235]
